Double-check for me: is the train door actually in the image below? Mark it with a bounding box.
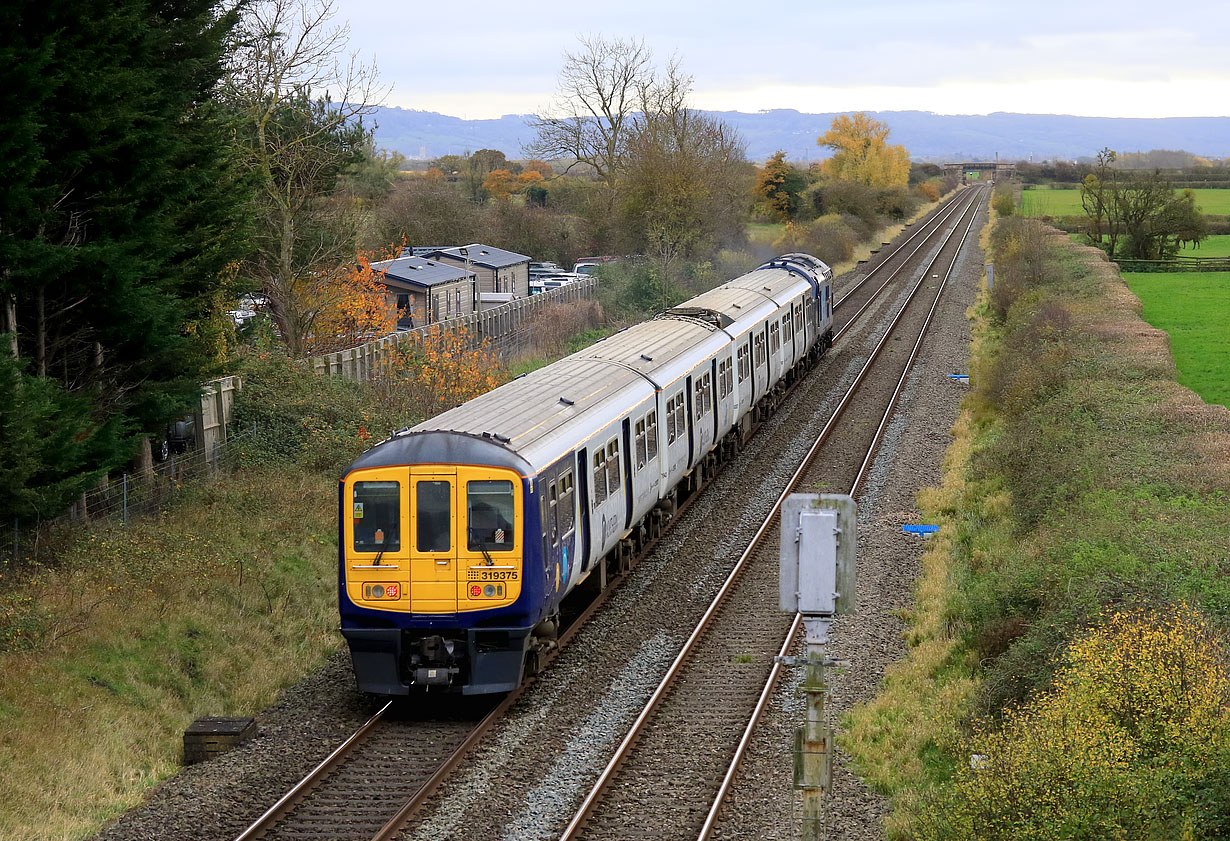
[577,448,591,572]
[621,418,634,530]
[684,374,695,468]
[557,467,577,588]
[409,469,457,613]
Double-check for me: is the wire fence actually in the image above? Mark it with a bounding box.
[0,427,253,568]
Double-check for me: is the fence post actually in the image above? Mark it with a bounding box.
[122,473,128,526]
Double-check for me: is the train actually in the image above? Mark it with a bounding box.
[338,253,835,695]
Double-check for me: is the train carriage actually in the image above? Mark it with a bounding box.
[339,254,834,695]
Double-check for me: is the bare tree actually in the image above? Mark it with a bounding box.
[621,61,749,288]
[222,0,387,354]
[526,36,654,193]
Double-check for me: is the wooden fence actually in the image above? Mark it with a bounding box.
[1115,256,1230,273]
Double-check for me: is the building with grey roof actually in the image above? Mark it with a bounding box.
[371,256,477,328]
[422,244,531,299]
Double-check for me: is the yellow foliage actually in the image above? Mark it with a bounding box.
[817,112,910,189]
[376,325,506,421]
[922,605,1230,840]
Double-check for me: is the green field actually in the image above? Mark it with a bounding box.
[1122,270,1230,406]
[1022,187,1230,217]
[1068,234,1230,259]
[1179,234,1230,258]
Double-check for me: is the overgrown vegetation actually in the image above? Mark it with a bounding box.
[0,308,601,839]
[845,218,1230,840]
[0,469,339,840]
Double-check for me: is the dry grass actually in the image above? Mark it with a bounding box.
[0,468,339,840]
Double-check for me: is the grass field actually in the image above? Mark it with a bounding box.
[1021,187,1230,217]
[1122,270,1230,406]
[747,221,785,246]
[1179,234,1230,258]
[1067,234,1230,259]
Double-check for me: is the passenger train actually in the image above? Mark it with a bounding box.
[339,254,835,695]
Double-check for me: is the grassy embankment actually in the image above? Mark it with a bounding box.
[0,301,603,840]
[843,218,1230,839]
[1021,186,1230,217]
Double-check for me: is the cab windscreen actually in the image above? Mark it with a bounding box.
[467,480,515,551]
[353,481,401,552]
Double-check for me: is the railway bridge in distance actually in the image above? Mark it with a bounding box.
[945,161,1016,184]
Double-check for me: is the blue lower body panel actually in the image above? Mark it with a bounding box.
[342,625,532,695]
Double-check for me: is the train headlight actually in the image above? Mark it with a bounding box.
[483,584,496,597]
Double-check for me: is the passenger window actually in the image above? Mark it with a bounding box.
[415,480,450,553]
[635,419,647,468]
[695,380,705,420]
[607,440,621,492]
[466,479,515,551]
[559,471,575,534]
[592,451,607,505]
[354,481,401,553]
[674,394,686,438]
[646,411,658,460]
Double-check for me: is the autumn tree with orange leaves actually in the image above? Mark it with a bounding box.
[483,169,517,200]
[375,325,506,421]
[301,244,400,355]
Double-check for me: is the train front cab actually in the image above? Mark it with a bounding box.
[340,462,536,695]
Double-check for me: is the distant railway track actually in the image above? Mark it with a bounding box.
[557,187,984,841]
[229,186,985,841]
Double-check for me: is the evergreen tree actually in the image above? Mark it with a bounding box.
[0,0,250,517]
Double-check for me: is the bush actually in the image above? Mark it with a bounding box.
[232,352,390,472]
[920,606,1230,841]
[774,215,858,266]
[916,180,942,202]
[875,186,919,221]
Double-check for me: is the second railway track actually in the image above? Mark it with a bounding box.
[557,188,985,841]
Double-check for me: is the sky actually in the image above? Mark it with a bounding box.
[337,0,1230,120]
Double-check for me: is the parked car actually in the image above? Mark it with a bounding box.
[153,415,196,462]
[529,261,562,280]
[572,256,620,275]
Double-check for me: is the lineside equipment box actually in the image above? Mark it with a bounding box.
[779,494,857,616]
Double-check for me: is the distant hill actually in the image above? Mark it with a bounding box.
[371,106,1230,165]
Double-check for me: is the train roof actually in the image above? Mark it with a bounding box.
[674,286,780,333]
[573,317,730,388]
[348,253,833,476]
[725,265,820,304]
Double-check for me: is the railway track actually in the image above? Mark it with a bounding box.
[557,187,985,841]
[229,187,985,841]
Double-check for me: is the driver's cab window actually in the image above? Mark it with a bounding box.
[467,479,515,551]
[354,481,401,553]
